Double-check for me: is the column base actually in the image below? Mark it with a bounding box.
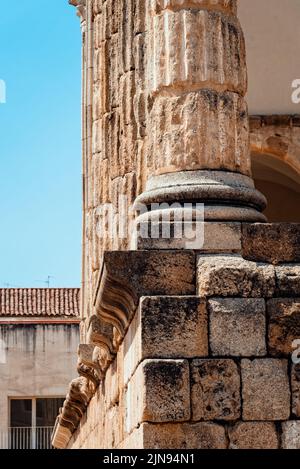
[134,170,267,223]
[132,170,267,250]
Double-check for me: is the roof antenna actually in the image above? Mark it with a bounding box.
[44,276,54,288]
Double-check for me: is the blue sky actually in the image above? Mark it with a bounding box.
[0,1,82,288]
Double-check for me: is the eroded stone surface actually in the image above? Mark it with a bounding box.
[242,224,300,264]
[143,360,191,423]
[282,421,300,449]
[140,296,208,358]
[136,222,242,252]
[292,364,300,418]
[229,422,278,449]
[267,299,300,357]
[126,359,191,434]
[191,359,241,421]
[123,296,208,387]
[276,265,300,297]
[241,359,290,421]
[197,255,275,298]
[142,422,227,449]
[209,298,266,356]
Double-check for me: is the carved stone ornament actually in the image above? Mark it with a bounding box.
[51,377,96,449]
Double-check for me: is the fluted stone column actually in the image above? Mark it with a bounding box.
[135,0,267,224]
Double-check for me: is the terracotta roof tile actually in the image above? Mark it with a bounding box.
[0,288,80,318]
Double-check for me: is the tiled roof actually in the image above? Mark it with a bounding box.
[0,288,80,318]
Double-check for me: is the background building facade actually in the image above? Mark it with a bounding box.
[0,288,80,449]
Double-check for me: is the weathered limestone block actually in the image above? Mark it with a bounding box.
[200,222,242,253]
[197,255,275,298]
[123,296,208,385]
[191,359,241,421]
[275,265,300,297]
[126,360,190,434]
[147,91,250,176]
[242,223,300,264]
[95,251,195,336]
[148,9,246,94]
[292,364,300,418]
[241,359,290,421]
[209,298,266,356]
[267,299,300,357]
[139,296,208,358]
[281,422,300,449]
[228,422,279,449]
[121,422,227,449]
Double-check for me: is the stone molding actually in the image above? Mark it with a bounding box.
[77,343,102,386]
[51,377,96,449]
[134,170,267,223]
[93,251,196,337]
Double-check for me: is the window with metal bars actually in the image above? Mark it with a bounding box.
[9,397,64,449]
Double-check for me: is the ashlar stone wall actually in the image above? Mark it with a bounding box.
[64,224,300,449]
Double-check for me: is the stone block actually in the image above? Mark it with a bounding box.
[276,265,300,296]
[281,421,300,449]
[142,422,227,449]
[101,250,196,298]
[95,250,196,337]
[228,422,278,449]
[241,359,290,421]
[292,364,300,418]
[126,360,190,434]
[136,222,242,252]
[267,299,300,356]
[209,298,266,356]
[140,296,208,358]
[197,254,275,298]
[123,297,208,385]
[191,359,241,421]
[242,223,300,264]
